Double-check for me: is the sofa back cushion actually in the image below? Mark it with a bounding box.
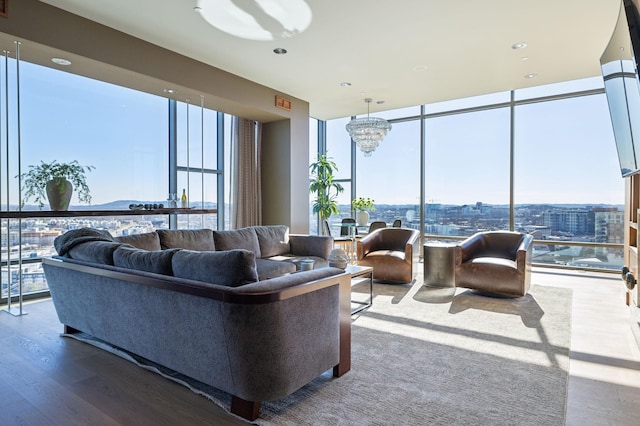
[113,246,179,275]
[213,227,261,257]
[114,232,161,251]
[171,249,258,287]
[253,225,290,258]
[67,241,125,265]
[156,229,215,251]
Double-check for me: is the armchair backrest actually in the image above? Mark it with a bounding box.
[460,231,530,261]
[362,228,419,252]
[482,231,526,259]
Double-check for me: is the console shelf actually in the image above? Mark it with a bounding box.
[0,208,217,219]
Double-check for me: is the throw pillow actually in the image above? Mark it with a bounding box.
[156,229,215,251]
[113,246,180,275]
[67,241,125,265]
[171,249,258,287]
[114,232,162,251]
[253,225,290,258]
[213,227,261,257]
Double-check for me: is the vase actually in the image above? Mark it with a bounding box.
[357,210,369,226]
[46,177,73,211]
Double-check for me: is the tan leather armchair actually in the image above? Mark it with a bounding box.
[357,228,419,283]
[453,231,533,297]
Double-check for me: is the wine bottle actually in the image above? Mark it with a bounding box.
[181,189,188,208]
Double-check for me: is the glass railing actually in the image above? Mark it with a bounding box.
[423,234,623,273]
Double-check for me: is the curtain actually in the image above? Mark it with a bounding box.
[230,116,262,228]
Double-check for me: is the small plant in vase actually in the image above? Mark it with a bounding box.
[352,197,375,226]
[19,160,95,211]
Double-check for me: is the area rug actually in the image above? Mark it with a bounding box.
[64,282,572,425]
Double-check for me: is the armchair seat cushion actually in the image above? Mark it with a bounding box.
[469,257,517,269]
[361,250,406,261]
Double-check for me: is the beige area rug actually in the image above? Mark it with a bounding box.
[254,283,572,425]
[66,281,573,425]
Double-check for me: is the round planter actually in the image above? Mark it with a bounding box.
[357,210,370,226]
[46,178,73,211]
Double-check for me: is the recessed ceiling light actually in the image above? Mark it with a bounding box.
[164,88,176,94]
[193,6,202,12]
[524,73,538,79]
[512,42,528,50]
[273,48,287,55]
[376,100,385,105]
[413,65,428,71]
[520,56,529,61]
[51,57,71,66]
[340,82,352,87]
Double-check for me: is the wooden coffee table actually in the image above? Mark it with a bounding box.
[345,264,373,314]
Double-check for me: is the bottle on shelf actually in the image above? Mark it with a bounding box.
[181,188,188,208]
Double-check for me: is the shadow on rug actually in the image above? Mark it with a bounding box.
[64,283,572,425]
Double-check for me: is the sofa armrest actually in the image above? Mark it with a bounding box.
[289,234,334,259]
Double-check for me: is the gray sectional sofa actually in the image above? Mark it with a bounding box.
[42,226,351,421]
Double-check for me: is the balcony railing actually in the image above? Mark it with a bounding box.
[424,234,623,274]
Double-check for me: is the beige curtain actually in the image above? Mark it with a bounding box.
[230,116,262,228]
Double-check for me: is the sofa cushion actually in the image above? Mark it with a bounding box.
[172,249,258,287]
[213,227,261,257]
[113,246,180,275]
[67,241,125,265]
[255,258,297,280]
[253,225,291,258]
[157,229,215,251]
[114,232,161,251]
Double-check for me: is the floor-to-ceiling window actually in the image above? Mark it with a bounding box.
[314,77,624,270]
[1,53,227,301]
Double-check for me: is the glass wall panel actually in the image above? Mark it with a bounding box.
[514,93,623,269]
[425,108,510,236]
[355,120,420,228]
[2,58,170,298]
[325,117,352,180]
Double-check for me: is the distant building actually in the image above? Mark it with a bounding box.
[543,209,594,236]
[594,208,624,243]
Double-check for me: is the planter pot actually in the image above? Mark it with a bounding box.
[357,210,370,226]
[46,178,73,211]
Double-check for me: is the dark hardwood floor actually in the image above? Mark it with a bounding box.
[0,300,245,426]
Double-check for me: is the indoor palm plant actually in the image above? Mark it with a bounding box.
[309,154,344,233]
[352,197,375,225]
[19,160,95,210]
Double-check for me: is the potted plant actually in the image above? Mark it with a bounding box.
[352,197,375,226]
[19,160,95,210]
[309,153,344,234]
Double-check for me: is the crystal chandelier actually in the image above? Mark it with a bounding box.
[345,98,391,157]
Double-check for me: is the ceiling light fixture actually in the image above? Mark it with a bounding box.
[164,88,176,94]
[346,98,392,157]
[524,73,538,79]
[273,47,287,55]
[512,42,528,50]
[413,65,428,71]
[340,82,352,87]
[51,57,72,66]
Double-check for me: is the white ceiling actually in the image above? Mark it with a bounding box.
[39,0,622,120]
